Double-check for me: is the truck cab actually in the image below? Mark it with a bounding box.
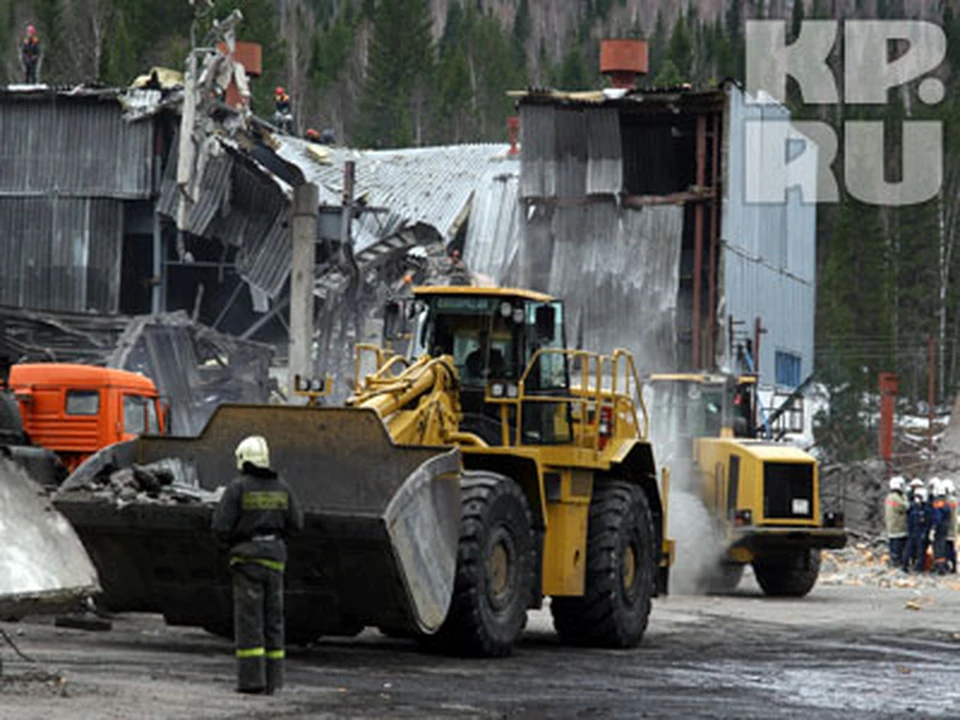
[8,363,166,472]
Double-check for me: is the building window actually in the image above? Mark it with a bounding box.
[65,390,100,415]
[775,351,802,388]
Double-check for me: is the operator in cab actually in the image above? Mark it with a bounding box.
[212,435,304,695]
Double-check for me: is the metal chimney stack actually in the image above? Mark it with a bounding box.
[600,39,648,90]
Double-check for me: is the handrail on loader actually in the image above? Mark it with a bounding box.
[353,343,411,392]
[483,347,649,450]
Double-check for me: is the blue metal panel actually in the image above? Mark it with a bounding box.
[721,85,817,389]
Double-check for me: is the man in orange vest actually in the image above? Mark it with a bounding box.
[930,479,950,575]
[21,25,41,83]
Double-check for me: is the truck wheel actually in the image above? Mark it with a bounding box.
[551,480,655,648]
[753,549,821,597]
[433,471,536,657]
[707,563,744,594]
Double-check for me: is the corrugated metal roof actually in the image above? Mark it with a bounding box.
[0,94,154,199]
[0,197,122,312]
[276,140,514,255]
[462,171,521,282]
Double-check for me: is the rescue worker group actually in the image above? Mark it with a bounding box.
[884,476,959,574]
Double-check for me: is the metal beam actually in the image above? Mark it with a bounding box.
[691,114,707,370]
[707,112,720,368]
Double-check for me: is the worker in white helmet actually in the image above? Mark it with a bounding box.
[903,485,931,573]
[212,435,304,695]
[945,479,958,573]
[931,479,951,574]
[884,476,908,567]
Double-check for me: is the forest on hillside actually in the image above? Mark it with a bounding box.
[3,0,960,460]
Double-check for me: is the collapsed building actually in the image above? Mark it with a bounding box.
[0,35,816,430]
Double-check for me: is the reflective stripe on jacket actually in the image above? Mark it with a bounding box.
[884,491,908,538]
[211,467,304,565]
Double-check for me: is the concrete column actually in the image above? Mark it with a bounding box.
[288,183,319,389]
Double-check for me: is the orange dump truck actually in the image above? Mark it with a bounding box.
[7,363,166,473]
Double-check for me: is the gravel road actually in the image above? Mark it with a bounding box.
[1,571,958,719]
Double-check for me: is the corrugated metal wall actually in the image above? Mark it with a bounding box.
[520,105,621,198]
[0,197,123,312]
[721,85,817,388]
[0,97,154,198]
[512,203,683,372]
[0,94,156,313]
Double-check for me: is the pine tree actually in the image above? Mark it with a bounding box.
[100,8,136,85]
[512,0,530,66]
[649,9,667,78]
[357,0,433,148]
[667,14,692,80]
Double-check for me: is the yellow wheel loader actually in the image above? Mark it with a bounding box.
[56,286,672,656]
[647,373,845,596]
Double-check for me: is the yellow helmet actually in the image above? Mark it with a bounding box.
[235,435,270,471]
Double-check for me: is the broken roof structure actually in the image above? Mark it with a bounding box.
[499,82,817,390]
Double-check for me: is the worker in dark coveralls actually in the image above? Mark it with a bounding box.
[212,435,303,695]
[21,25,41,83]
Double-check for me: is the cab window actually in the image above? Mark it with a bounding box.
[124,394,159,434]
[65,390,100,416]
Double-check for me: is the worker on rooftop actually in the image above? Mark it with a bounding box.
[20,24,41,84]
[274,86,293,134]
[212,436,303,695]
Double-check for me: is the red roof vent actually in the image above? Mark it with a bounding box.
[600,39,648,90]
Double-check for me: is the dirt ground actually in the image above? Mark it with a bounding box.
[1,569,959,719]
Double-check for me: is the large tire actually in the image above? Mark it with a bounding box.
[551,480,655,648]
[432,471,536,657]
[753,549,821,597]
[707,563,745,594]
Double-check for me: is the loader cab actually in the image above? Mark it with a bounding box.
[647,373,760,462]
[410,287,569,445]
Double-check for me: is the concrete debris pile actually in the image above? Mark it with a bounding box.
[66,458,223,507]
[0,459,99,620]
[820,542,959,591]
[820,459,887,536]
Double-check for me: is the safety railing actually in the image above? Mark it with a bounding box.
[353,343,411,392]
[483,347,650,450]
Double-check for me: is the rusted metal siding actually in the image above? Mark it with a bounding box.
[0,95,154,199]
[0,197,123,312]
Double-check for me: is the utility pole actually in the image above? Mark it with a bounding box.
[928,334,936,451]
[288,182,319,390]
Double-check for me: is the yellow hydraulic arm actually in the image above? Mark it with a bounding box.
[347,353,485,447]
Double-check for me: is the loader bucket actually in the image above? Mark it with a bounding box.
[0,459,99,619]
[55,404,462,639]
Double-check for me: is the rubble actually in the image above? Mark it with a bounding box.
[819,541,960,591]
[66,457,223,507]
